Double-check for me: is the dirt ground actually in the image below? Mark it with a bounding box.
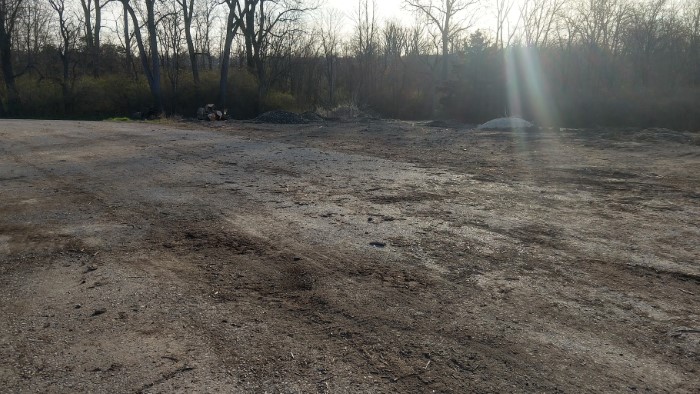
[0,118,698,393]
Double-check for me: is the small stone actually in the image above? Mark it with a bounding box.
[91,308,107,317]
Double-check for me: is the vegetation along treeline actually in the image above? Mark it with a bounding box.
[0,0,699,129]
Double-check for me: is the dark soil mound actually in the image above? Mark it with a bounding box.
[255,110,308,124]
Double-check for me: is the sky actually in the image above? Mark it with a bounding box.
[324,0,414,25]
[322,0,503,37]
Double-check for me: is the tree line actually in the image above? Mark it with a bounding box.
[0,0,698,130]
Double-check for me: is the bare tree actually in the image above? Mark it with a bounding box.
[48,0,80,114]
[382,21,407,67]
[122,0,132,75]
[120,0,164,113]
[16,0,50,74]
[684,0,700,83]
[175,0,199,84]
[193,0,219,70]
[0,0,25,115]
[570,0,631,53]
[247,1,313,89]
[494,0,517,49]
[623,0,678,84]
[218,0,244,107]
[405,21,430,56]
[237,0,310,70]
[352,0,379,102]
[79,0,110,77]
[520,0,567,47]
[287,25,319,104]
[404,0,480,82]
[221,0,314,108]
[353,0,378,58]
[160,1,184,111]
[382,21,409,115]
[318,8,342,105]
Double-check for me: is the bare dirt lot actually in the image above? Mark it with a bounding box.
[1,119,699,393]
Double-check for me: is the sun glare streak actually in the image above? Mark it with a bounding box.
[504,47,559,128]
[504,48,523,120]
[504,48,531,156]
[504,46,570,176]
[518,47,558,128]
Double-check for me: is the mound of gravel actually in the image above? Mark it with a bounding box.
[477,117,535,130]
[255,110,308,124]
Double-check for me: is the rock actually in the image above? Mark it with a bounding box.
[91,308,107,317]
[197,104,228,121]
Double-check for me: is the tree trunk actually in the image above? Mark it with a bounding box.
[328,56,335,106]
[145,0,163,113]
[244,1,256,70]
[441,30,449,83]
[182,0,199,84]
[0,16,20,115]
[60,52,69,115]
[123,2,133,77]
[80,0,100,77]
[94,1,101,77]
[81,0,94,53]
[123,0,163,113]
[218,10,237,107]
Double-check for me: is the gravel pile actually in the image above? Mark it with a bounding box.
[255,110,308,124]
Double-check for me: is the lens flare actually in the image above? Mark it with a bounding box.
[504,47,559,127]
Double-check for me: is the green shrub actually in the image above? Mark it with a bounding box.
[15,77,63,118]
[262,91,298,112]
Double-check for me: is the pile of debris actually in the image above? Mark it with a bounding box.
[197,104,228,121]
[255,110,308,124]
[131,108,160,120]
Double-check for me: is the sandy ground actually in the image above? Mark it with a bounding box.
[0,119,698,393]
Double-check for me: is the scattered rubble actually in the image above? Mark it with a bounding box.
[197,104,228,121]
